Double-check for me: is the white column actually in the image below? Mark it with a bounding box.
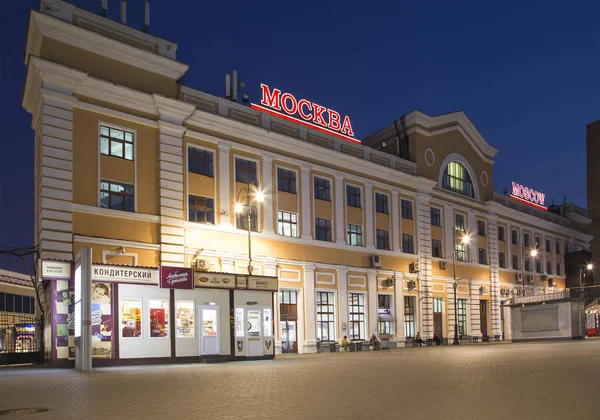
[488,214,502,336]
[262,155,274,234]
[337,267,348,339]
[416,192,433,339]
[335,173,345,245]
[303,263,317,353]
[218,144,232,228]
[301,165,312,238]
[364,184,374,248]
[392,191,400,251]
[367,269,378,338]
[394,271,405,345]
[469,280,482,338]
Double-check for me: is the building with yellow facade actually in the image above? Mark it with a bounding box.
[24,1,592,364]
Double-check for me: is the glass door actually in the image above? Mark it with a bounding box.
[247,309,262,357]
[199,305,220,355]
[280,320,297,353]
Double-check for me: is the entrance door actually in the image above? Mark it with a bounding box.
[199,305,220,355]
[247,309,262,357]
[480,301,488,337]
[279,290,298,353]
[433,298,444,337]
[280,320,297,353]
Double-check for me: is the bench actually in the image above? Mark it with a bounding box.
[482,336,490,342]
[460,335,472,343]
[426,339,435,346]
[494,335,501,342]
[442,337,448,345]
[472,336,480,343]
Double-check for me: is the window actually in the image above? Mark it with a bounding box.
[317,292,335,341]
[236,206,258,232]
[100,125,133,160]
[556,263,561,276]
[404,296,416,338]
[512,255,519,270]
[346,185,361,208]
[277,168,297,194]
[314,177,331,201]
[100,180,134,212]
[478,248,488,265]
[524,233,530,247]
[442,161,474,197]
[175,301,195,338]
[547,261,553,275]
[512,230,519,245]
[430,208,441,227]
[455,214,466,232]
[456,243,467,262]
[278,211,298,237]
[499,252,506,268]
[279,290,297,305]
[375,193,389,214]
[188,147,213,177]
[149,299,169,338]
[524,258,531,272]
[401,200,413,220]
[402,234,414,254]
[477,220,486,237]
[564,243,570,254]
[376,229,390,250]
[535,236,541,249]
[432,239,443,258]
[121,298,142,338]
[235,158,257,184]
[498,226,506,242]
[347,224,363,246]
[315,218,332,242]
[535,259,542,273]
[434,298,444,314]
[349,293,366,340]
[0,293,35,314]
[545,239,551,252]
[457,299,468,336]
[378,294,393,335]
[378,294,391,312]
[188,195,214,224]
[556,241,561,254]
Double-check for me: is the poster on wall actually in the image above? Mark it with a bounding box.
[91,282,112,358]
[54,280,75,360]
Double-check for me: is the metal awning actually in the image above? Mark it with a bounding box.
[378,314,396,322]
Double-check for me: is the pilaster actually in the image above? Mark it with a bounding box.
[365,184,374,248]
[394,271,406,344]
[337,267,348,339]
[469,280,482,338]
[262,155,274,234]
[300,165,312,239]
[488,214,502,336]
[392,191,400,251]
[416,192,433,338]
[335,173,345,245]
[218,144,232,228]
[367,269,378,338]
[303,263,317,353]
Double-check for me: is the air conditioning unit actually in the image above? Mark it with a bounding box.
[515,273,522,283]
[541,275,548,281]
[548,278,556,287]
[479,286,488,294]
[381,278,394,288]
[407,280,416,290]
[370,255,382,268]
[409,262,420,273]
[439,260,448,270]
[526,275,534,284]
[195,259,208,271]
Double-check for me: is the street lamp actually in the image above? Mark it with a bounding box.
[453,229,470,345]
[235,181,264,275]
[580,263,593,292]
[521,246,538,297]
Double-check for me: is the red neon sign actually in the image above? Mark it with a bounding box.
[251,84,360,144]
[510,182,547,211]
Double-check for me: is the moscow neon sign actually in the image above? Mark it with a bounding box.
[510,182,547,211]
[250,84,359,144]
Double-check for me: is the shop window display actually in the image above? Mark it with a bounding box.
[121,298,142,338]
[91,282,112,358]
[149,300,169,338]
[176,301,195,338]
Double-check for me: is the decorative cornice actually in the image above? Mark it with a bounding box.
[154,95,196,126]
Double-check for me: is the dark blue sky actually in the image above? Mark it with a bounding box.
[1,0,598,272]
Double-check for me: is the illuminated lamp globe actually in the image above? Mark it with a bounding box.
[531,249,538,257]
[255,190,265,203]
[587,264,593,270]
[461,235,470,244]
[234,203,243,213]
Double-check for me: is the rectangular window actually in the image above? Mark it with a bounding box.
[378,321,393,335]
[430,208,441,227]
[121,298,142,338]
[402,234,415,254]
[0,292,4,312]
[5,293,13,312]
[564,243,570,254]
[349,293,366,340]
[524,233,530,247]
[512,229,519,245]
[236,206,258,232]
[477,220,486,237]
[188,195,214,224]
[499,252,506,268]
[401,200,413,220]
[279,290,298,305]
[347,224,363,246]
[433,297,444,314]
[375,193,389,214]
[524,258,531,272]
[556,263,561,276]
[556,241,561,254]
[432,239,443,258]
[100,125,134,160]
[535,259,542,273]
[346,185,361,208]
[547,261,552,274]
[456,243,467,262]
[378,294,391,313]
[317,292,335,341]
[315,218,332,242]
[404,296,416,338]
[235,158,257,184]
[512,255,519,270]
[498,226,506,242]
[277,168,297,194]
[14,295,22,314]
[188,147,213,177]
[149,299,169,338]
[479,248,488,265]
[455,214,466,232]
[457,299,468,336]
[535,236,541,249]
[546,239,551,252]
[277,211,298,237]
[314,177,331,201]
[100,180,134,212]
[175,301,195,338]
[376,229,390,250]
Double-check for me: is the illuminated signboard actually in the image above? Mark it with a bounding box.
[510,182,547,211]
[250,84,359,144]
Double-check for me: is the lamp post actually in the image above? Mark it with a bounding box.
[452,229,470,345]
[234,181,264,275]
[521,247,538,297]
[580,263,593,294]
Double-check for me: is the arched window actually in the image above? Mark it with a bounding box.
[442,162,474,198]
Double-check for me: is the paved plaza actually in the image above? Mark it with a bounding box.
[1,341,599,419]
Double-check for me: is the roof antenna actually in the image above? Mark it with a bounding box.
[101,0,107,16]
[120,0,127,24]
[143,1,150,33]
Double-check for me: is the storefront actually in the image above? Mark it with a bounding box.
[41,260,277,367]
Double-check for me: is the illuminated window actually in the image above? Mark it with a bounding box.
[347,224,363,246]
[455,214,466,232]
[100,125,133,160]
[149,299,169,338]
[188,195,214,224]
[175,301,195,338]
[442,161,474,197]
[236,206,258,232]
[317,292,335,341]
[121,298,142,338]
[277,168,297,194]
[349,293,365,340]
[278,211,298,237]
[403,296,416,338]
[456,243,467,262]
[457,299,467,336]
[188,147,213,177]
[100,180,134,212]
